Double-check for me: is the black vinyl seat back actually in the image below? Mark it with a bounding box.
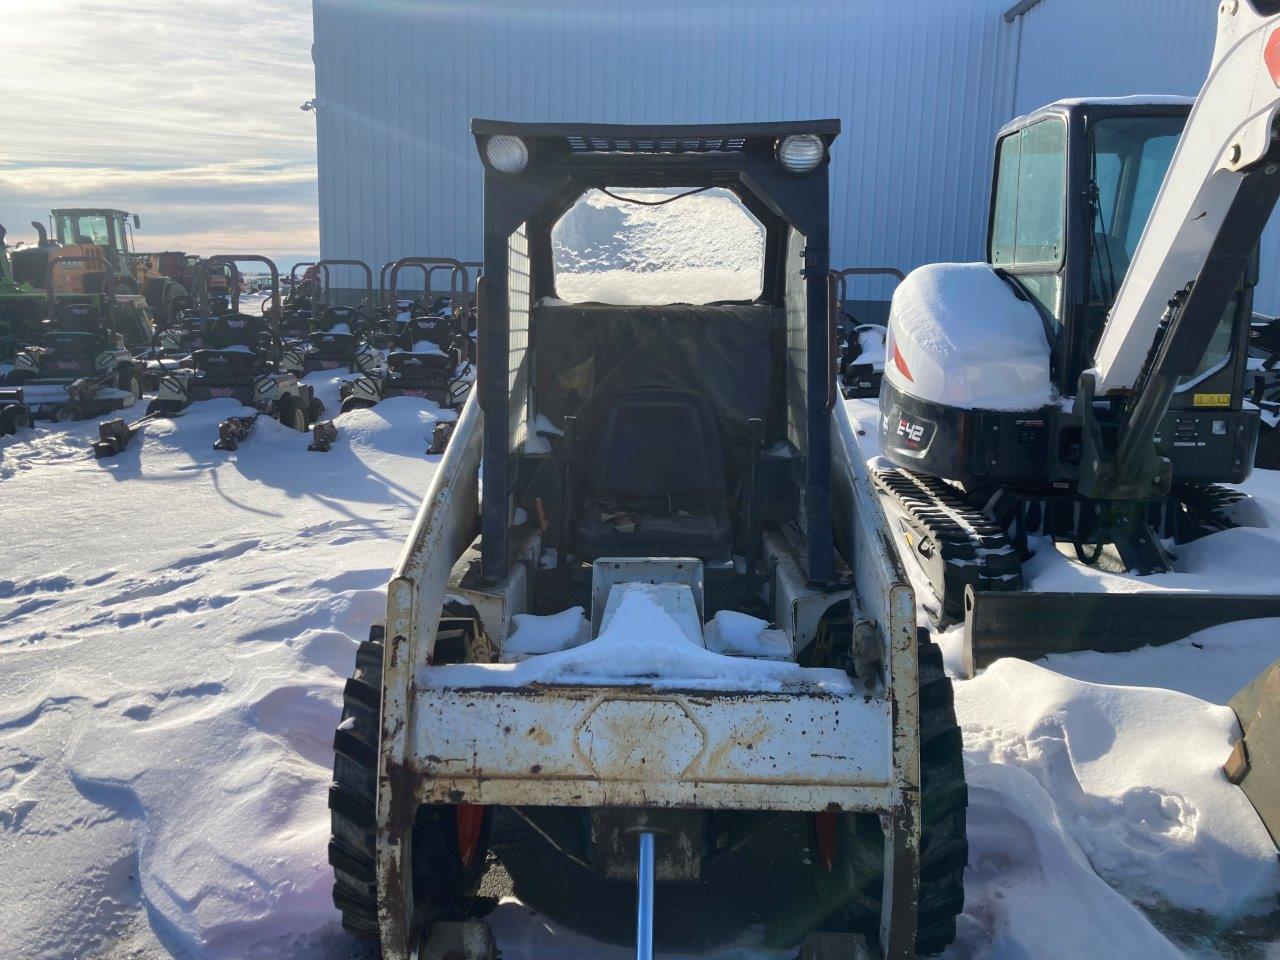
[576,388,733,561]
[387,349,456,378]
[193,313,271,379]
[399,314,455,351]
[47,331,105,361]
[318,305,364,334]
[592,389,726,509]
[55,302,105,334]
[204,312,269,351]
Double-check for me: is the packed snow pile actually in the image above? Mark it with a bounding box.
[551,187,765,305]
[501,605,591,661]
[886,262,1056,410]
[947,632,1280,958]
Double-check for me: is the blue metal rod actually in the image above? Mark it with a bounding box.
[635,831,655,960]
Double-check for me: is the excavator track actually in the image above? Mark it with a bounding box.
[871,466,1024,627]
[1170,481,1248,538]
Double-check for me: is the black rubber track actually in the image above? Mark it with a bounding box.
[837,632,969,954]
[327,624,492,942]
[872,466,1023,626]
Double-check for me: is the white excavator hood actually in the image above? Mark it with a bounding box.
[882,262,1057,412]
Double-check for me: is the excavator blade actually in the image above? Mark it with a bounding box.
[961,588,1280,678]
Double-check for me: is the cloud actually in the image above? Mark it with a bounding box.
[1,0,318,259]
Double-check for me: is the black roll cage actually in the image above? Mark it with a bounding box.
[471,119,840,585]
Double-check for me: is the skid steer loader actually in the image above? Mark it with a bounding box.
[327,121,966,960]
[874,0,1280,675]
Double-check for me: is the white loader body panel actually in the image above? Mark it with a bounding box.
[1092,1,1280,393]
[883,262,1053,411]
[413,686,895,812]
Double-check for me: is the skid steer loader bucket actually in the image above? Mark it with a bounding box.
[328,120,966,960]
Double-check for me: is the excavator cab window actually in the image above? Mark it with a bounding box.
[1083,114,1246,390]
[1082,115,1183,359]
[989,118,1067,328]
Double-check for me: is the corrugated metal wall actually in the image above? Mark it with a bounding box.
[1010,0,1216,116]
[1011,0,1280,311]
[312,0,1015,301]
[312,0,1277,310]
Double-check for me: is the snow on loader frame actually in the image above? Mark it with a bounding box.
[328,120,966,960]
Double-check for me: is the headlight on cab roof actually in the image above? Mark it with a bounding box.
[484,135,530,174]
[776,134,825,174]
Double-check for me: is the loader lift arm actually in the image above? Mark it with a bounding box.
[1084,0,1280,498]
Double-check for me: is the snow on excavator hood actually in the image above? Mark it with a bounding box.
[883,262,1056,411]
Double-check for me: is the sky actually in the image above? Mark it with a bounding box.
[0,0,318,268]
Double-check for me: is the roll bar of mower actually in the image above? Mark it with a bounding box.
[193,258,242,315]
[314,259,374,310]
[205,255,282,346]
[44,254,116,320]
[388,257,469,318]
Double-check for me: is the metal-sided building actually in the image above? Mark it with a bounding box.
[311,0,1279,309]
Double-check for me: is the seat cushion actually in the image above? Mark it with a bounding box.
[576,502,732,561]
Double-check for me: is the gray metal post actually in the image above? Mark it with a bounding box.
[635,831,655,960]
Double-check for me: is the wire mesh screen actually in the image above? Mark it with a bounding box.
[785,227,808,454]
[508,222,531,452]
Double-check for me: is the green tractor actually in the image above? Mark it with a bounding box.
[0,223,48,371]
[7,216,157,355]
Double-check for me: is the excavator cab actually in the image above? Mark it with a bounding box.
[882,99,1257,493]
[988,100,1256,467]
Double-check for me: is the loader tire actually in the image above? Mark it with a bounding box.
[328,625,492,942]
[838,631,968,954]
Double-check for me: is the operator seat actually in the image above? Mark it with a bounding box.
[54,302,105,334]
[193,312,270,381]
[204,312,268,351]
[48,303,110,358]
[575,388,732,562]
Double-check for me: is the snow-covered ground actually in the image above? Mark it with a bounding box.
[2,383,1278,959]
[0,381,445,960]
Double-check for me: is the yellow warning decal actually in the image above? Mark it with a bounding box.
[1193,393,1230,408]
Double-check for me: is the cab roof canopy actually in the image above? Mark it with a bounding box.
[469,118,840,307]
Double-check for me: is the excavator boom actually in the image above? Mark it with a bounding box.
[1092,0,1280,395]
